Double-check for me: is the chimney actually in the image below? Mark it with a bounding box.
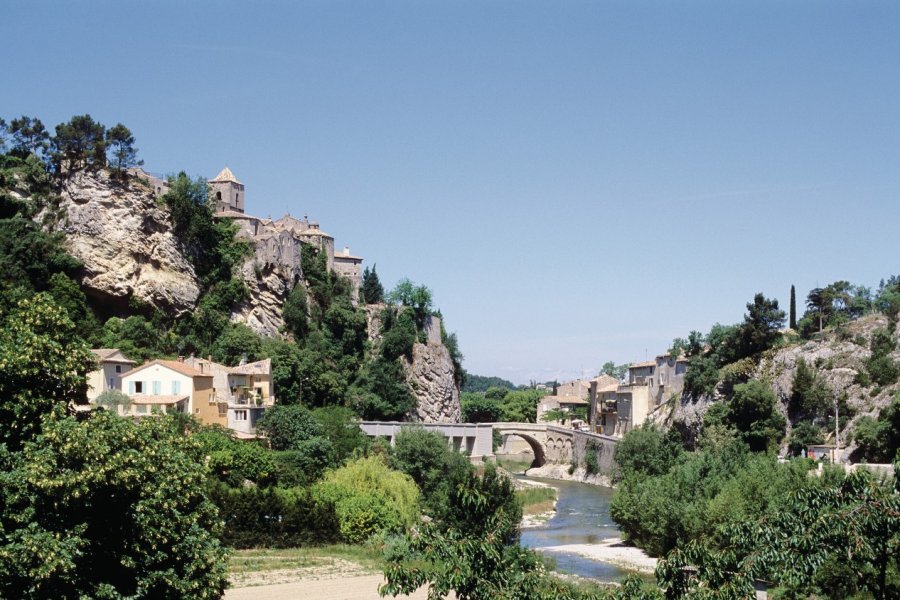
[343,246,350,255]
[199,362,204,374]
[178,356,184,363]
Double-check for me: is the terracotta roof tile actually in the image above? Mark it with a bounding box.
[126,359,213,379]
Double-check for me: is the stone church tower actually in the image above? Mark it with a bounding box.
[209,167,245,213]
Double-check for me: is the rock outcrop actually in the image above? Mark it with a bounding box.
[365,305,462,423]
[404,342,461,423]
[229,228,303,337]
[667,314,900,456]
[49,170,200,316]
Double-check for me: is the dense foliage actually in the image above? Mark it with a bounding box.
[0,294,229,599]
[312,456,420,543]
[657,467,899,600]
[462,374,517,393]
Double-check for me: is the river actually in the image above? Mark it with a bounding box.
[518,476,628,582]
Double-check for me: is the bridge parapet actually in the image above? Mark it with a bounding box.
[359,421,495,463]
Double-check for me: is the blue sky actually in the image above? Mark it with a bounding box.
[6,1,899,384]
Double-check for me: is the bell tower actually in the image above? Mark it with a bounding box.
[209,167,245,213]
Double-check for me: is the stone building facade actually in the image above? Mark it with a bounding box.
[210,167,245,213]
[207,168,363,301]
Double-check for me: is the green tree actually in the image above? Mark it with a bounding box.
[192,424,278,487]
[484,385,510,400]
[600,361,628,381]
[255,404,323,451]
[657,470,899,600]
[261,338,304,402]
[105,122,142,177]
[789,357,832,418]
[8,115,50,159]
[787,421,825,456]
[0,412,229,599]
[613,424,682,483]
[866,326,900,387]
[52,114,107,171]
[353,357,415,420]
[851,395,900,463]
[210,322,262,366]
[282,283,310,340]
[0,294,95,450]
[94,388,132,413]
[738,293,785,358]
[728,379,786,452]
[310,405,369,464]
[390,427,472,517]
[499,389,543,423]
[461,392,504,423]
[312,456,419,544]
[361,263,384,304]
[789,284,797,330]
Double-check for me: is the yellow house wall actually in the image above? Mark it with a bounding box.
[192,377,225,427]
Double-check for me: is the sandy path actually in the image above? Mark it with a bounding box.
[226,573,454,600]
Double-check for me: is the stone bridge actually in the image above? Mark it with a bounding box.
[492,422,618,468]
[359,421,496,462]
[359,421,619,470]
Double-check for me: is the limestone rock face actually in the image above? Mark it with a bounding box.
[404,342,462,423]
[667,314,899,456]
[50,171,200,315]
[229,230,303,338]
[231,261,295,337]
[364,305,462,423]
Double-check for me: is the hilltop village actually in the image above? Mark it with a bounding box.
[134,165,365,303]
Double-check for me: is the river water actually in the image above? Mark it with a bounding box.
[518,476,627,582]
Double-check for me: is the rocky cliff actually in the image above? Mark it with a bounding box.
[667,314,900,457]
[45,170,296,335]
[48,170,200,316]
[405,342,462,423]
[365,305,462,423]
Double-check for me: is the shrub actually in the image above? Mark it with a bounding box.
[585,447,600,475]
[613,424,682,482]
[208,483,339,548]
[312,456,419,543]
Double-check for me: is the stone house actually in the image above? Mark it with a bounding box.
[120,359,215,420]
[587,375,620,436]
[333,246,364,300]
[609,356,687,437]
[536,379,591,425]
[86,349,136,402]
[184,356,274,437]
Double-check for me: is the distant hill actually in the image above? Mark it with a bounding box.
[462,374,517,393]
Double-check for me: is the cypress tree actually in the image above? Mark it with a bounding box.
[789,285,797,330]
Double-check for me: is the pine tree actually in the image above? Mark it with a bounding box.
[789,284,797,330]
[362,264,384,304]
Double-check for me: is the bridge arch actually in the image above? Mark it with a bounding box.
[492,423,557,468]
[499,432,546,468]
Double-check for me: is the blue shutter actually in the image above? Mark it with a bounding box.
[171,380,180,394]
[128,381,135,394]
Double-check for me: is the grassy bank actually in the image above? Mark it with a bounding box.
[229,544,383,579]
[517,485,557,515]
